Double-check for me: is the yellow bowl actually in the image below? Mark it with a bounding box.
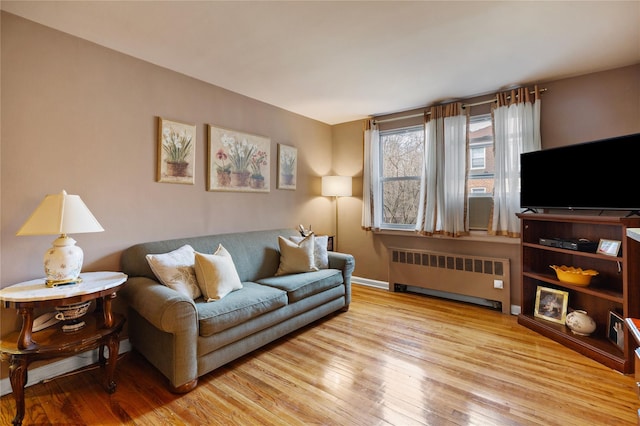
[550,265,598,286]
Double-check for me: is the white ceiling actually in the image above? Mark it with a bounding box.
[3,1,639,125]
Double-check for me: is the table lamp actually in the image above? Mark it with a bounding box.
[322,176,352,251]
[16,190,104,287]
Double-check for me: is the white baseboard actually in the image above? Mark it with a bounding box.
[352,276,521,315]
[351,276,387,289]
[0,339,131,397]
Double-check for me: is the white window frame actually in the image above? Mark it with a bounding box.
[372,114,497,235]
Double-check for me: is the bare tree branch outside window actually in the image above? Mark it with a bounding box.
[380,127,423,226]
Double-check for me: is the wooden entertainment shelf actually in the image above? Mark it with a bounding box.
[517,213,640,373]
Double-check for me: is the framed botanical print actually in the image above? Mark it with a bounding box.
[277,144,297,190]
[208,125,270,192]
[157,118,196,184]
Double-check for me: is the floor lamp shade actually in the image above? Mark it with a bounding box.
[17,190,104,286]
[322,176,352,197]
[322,176,352,252]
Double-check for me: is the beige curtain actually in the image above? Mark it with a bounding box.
[362,119,380,230]
[415,103,468,237]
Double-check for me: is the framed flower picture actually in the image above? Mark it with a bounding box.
[207,125,270,192]
[277,144,297,190]
[157,118,196,184]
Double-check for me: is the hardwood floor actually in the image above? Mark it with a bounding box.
[2,284,638,425]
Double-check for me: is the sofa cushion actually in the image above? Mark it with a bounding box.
[194,245,243,302]
[257,269,343,303]
[145,244,202,299]
[197,282,287,336]
[275,234,318,276]
[290,234,329,269]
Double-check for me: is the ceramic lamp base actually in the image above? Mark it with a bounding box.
[45,277,83,288]
[43,235,84,285]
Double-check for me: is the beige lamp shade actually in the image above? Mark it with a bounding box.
[17,190,104,236]
[322,176,351,252]
[322,176,352,197]
[17,190,104,286]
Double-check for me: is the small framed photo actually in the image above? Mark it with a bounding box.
[277,144,297,190]
[597,239,621,257]
[157,118,196,184]
[327,235,334,252]
[534,286,569,325]
[608,311,624,350]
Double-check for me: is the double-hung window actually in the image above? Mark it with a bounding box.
[377,114,495,232]
[368,86,540,236]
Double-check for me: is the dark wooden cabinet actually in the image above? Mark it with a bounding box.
[517,213,640,373]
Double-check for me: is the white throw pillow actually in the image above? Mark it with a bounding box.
[290,234,329,269]
[276,234,319,276]
[194,244,243,301]
[146,244,201,299]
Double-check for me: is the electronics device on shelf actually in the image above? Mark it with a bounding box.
[539,237,598,253]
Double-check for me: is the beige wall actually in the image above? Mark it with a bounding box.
[0,12,336,291]
[334,63,640,307]
[2,10,639,315]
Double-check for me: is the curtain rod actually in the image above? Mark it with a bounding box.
[373,87,547,124]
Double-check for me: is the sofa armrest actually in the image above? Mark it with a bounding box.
[328,252,355,306]
[119,276,197,333]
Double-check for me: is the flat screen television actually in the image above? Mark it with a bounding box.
[520,133,640,213]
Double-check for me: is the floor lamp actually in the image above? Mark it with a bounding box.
[322,176,352,251]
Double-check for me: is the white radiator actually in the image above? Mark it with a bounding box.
[388,248,511,314]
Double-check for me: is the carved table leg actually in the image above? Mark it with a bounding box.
[97,293,116,328]
[102,332,120,393]
[8,355,29,426]
[17,308,36,350]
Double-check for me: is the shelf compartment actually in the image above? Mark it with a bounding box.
[518,314,628,372]
[522,246,624,294]
[522,272,623,303]
[0,313,124,354]
[522,242,623,261]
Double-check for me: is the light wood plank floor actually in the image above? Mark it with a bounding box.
[2,284,638,425]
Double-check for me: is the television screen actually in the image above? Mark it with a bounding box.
[520,133,640,212]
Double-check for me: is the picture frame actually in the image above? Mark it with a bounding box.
[327,235,334,252]
[157,118,196,184]
[534,286,569,325]
[277,144,297,190]
[207,125,270,192]
[597,239,621,257]
[608,310,624,350]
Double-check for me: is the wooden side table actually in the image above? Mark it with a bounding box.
[0,271,127,426]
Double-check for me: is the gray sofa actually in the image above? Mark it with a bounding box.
[119,228,354,393]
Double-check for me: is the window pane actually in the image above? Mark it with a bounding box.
[381,130,423,178]
[468,115,494,230]
[380,126,424,227]
[382,179,421,224]
[470,147,486,169]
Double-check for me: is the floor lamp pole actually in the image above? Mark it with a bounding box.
[334,196,339,252]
